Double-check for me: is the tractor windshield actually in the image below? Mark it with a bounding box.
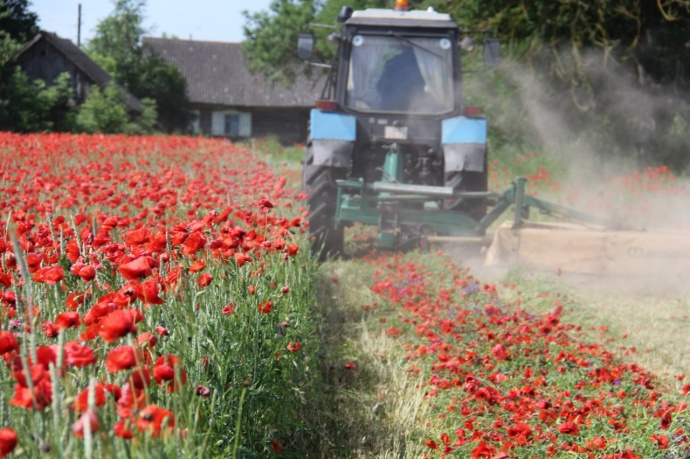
[346,34,454,114]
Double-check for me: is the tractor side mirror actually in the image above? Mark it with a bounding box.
[297,33,314,60]
[459,36,475,52]
[483,38,500,66]
[337,6,353,23]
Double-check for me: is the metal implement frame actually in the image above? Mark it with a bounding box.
[334,146,632,249]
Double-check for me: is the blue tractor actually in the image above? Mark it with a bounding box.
[298,1,500,258]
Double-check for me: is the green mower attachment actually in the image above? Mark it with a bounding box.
[334,144,633,249]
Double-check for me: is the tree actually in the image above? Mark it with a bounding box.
[75,82,157,134]
[0,69,76,132]
[0,0,38,43]
[242,0,389,85]
[87,0,190,133]
[242,0,317,85]
[0,4,78,132]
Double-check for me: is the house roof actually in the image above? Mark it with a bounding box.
[15,32,142,112]
[142,37,324,108]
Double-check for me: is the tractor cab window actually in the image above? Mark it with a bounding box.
[346,34,454,114]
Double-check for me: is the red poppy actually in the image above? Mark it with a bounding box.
[117,282,144,305]
[113,420,134,439]
[587,436,607,450]
[73,384,107,412]
[182,232,207,256]
[124,227,150,246]
[69,262,86,276]
[270,439,281,452]
[470,441,496,458]
[137,332,157,348]
[491,343,508,361]
[189,259,205,273]
[63,341,97,368]
[98,309,138,343]
[32,265,65,284]
[234,252,252,267]
[116,382,146,419]
[10,366,53,410]
[78,264,97,282]
[72,410,100,438]
[0,332,19,356]
[557,421,580,435]
[195,385,211,397]
[65,292,85,311]
[163,266,182,290]
[141,278,164,305]
[82,300,116,325]
[136,404,175,437]
[650,434,669,449]
[197,273,213,288]
[285,244,299,257]
[287,342,301,353]
[258,300,274,314]
[35,345,57,369]
[660,409,672,430]
[42,321,59,338]
[0,271,11,288]
[0,428,17,457]
[424,439,438,450]
[507,423,532,444]
[118,257,153,281]
[153,355,186,392]
[26,252,43,270]
[130,366,152,390]
[222,303,235,315]
[55,311,81,330]
[105,346,140,373]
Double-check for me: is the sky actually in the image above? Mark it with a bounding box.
[29,0,274,44]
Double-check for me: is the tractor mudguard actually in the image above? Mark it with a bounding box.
[442,116,487,172]
[311,140,355,168]
[310,109,356,167]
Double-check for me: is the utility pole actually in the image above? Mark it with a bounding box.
[77,4,82,46]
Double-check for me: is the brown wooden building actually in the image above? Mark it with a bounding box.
[15,32,141,112]
[143,37,323,144]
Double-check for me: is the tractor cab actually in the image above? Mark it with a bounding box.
[340,9,459,116]
[298,1,499,258]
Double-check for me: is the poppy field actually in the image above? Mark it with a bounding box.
[0,133,321,457]
[0,131,688,458]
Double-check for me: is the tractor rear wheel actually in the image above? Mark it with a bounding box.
[444,170,488,221]
[303,147,346,260]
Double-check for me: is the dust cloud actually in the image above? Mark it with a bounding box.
[456,47,690,297]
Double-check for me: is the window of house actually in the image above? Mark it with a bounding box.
[224,114,240,136]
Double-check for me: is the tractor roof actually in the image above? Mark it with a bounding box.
[346,8,457,29]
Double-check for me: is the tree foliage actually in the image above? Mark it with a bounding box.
[0,0,38,43]
[87,0,190,133]
[242,0,317,85]
[0,3,76,132]
[75,82,157,134]
[0,70,75,132]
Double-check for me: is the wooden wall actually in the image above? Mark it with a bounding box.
[18,40,89,101]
